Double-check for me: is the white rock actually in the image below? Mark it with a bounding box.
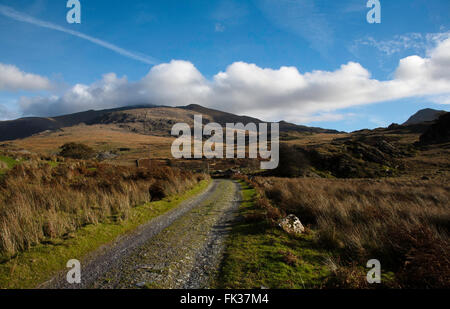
[278,214,305,235]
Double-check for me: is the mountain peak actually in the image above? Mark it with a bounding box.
[403,108,447,126]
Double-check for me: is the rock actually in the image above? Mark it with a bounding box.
[278,214,305,236]
[96,151,118,161]
[136,282,146,287]
[17,149,31,155]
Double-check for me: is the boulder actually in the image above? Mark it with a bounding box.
[278,214,305,236]
[96,151,118,161]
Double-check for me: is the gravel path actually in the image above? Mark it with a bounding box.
[42,179,240,289]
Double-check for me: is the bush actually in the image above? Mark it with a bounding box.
[149,181,167,201]
[59,143,95,160]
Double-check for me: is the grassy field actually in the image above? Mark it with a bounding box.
[228,176,450,288]
[5,124,175,162]
[0,179,211,289]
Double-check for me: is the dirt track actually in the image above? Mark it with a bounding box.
[42,179,241,289]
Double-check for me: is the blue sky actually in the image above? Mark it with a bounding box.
[0,0,449,131]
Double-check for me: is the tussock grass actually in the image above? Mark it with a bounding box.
[0,158,208,258]
[248,176,450,288]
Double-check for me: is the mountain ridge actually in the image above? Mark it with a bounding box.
[0,104,340,141]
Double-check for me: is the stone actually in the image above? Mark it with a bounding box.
[136,282,146,287]
[96,151,118,161]
[278,214,305,236]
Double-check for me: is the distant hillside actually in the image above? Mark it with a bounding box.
[180,104,339,134]
[403,108,447,125]
[0,105,156,141]
[0,104,339,141]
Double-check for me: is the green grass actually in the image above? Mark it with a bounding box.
[0,156,19,175]
[216,181,332,289]
[0,156,18,168]
[0,179,211,289]
[45,160,60,168]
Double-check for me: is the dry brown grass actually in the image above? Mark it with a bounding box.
[0,158,206,257]
[7,124,175,160]
[248,176,450,288]
[285,133,349,146]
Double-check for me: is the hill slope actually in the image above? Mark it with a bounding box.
[0,104,338,141]
[0,105,157,141]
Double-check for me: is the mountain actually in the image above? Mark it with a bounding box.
[403,108,447,125]
[0,104,339,142]
[0,105,158,141]
[180,104,339,134]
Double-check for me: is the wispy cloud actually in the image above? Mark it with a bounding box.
[352,31,450,56]
[0,4,158,65]
[256,0,334,55]
[211,0,247,32]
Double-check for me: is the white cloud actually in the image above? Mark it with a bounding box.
[0,63,51,91]
[429,95,450,105]
[14,38,450,123]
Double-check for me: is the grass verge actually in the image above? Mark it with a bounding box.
[0,179,211,289]
[216,181,332,289]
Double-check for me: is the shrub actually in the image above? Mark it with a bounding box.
[325,264,369,289]
[59,143,95,160]
[149,181,167,201]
